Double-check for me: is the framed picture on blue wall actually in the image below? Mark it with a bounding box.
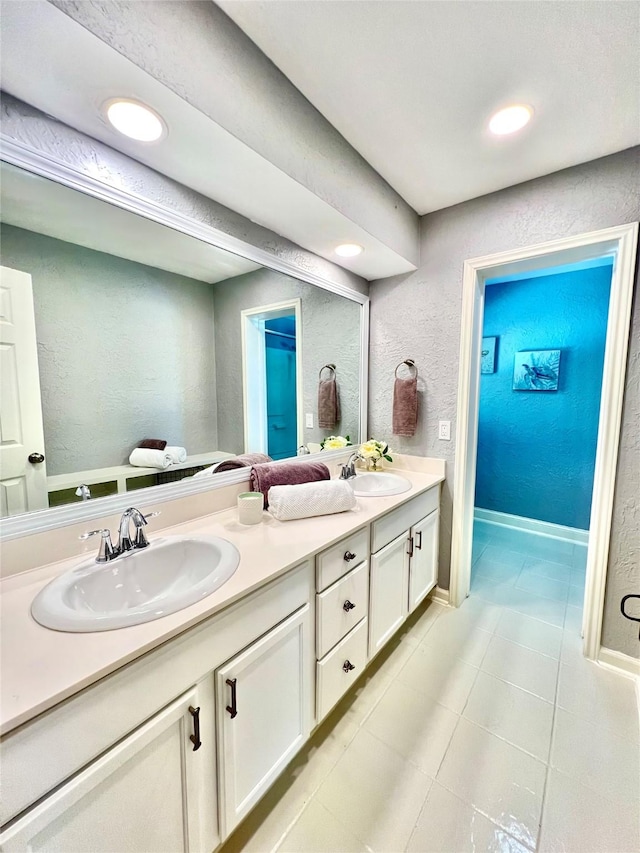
[513,349,561,391]
[481,336,497,373]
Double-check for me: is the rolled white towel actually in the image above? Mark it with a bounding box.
[268,479,356,521]
[165,446,187,464]
[129,448,172,469]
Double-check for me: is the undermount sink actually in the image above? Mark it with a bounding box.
[350,472,412,497]
[31,535,240,632]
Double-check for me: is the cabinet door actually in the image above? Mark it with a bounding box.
[409,510,439,612]
[0,682,218,853]
[368,531,410,657]
[216,605,311,838]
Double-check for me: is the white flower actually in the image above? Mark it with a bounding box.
[323,435,348,450]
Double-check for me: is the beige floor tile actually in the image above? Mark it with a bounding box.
[481,635,559,702]
[463,671,554,762]
[277,800,368,853]
[515,572,569,604]
[407,781,533,853]
[436,718,546,850]
[566,584,584,608]
[473,559,519,584]
[316,728,432,852]
[397,600,445,646]
[441,594,503,633]
[539,769,640,853]
[522,558,572,583]
[563,605,583,633]
[495,609,563,659]
[420,615,493,667]
[477,545,527,569]
[556,660,640,741]
[550,708,640,805]
[559,628,584,669]
[364,681,459,776]
[396,642,479,713]
[471,581,567,628]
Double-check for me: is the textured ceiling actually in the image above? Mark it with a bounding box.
[219,0,640,214]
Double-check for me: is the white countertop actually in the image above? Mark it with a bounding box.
[0,469,443,735]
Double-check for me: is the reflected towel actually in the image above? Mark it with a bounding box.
[138,438,167,450]
[318,377,340,429]
[165,446,187,464]
[129,448,172,469]
[392,376,418,436]
[250,460,331,508]
[192,453,273,478]
[268,480,356,521]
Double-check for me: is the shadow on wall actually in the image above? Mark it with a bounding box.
[475,259,613,530]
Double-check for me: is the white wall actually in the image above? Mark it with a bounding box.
[369,147,640,658]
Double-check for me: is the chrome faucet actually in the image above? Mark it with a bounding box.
[339,452,360,481]
[80,507,160,562]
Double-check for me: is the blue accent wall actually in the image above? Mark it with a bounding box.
[475,262,612,530]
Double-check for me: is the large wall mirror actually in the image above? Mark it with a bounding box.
[0,159,367,523]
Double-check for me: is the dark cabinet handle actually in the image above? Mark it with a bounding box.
[342,660,356,673]
[416,531,423,550]
[343,599,356,612]
[344,551,357,562]
[28,452,45,464]
[407,536,414,557]
[188,705,201,751]
[226,678,238,718]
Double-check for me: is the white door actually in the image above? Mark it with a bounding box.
[216,605,311,838]
[368,531,410,657]
[409,511,439,612]
[0,681,219,853]
[0,265,48,516]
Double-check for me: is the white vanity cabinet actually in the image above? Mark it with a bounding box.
[408,508,439,612]
[368,530,411,656]
[0,681,217,853]
[215,605,312,838]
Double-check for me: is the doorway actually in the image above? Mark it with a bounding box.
[241,299,303,459]
[450,223,638,662]
[469,258,613,638]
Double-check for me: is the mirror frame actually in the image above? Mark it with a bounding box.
[0,138,369,540]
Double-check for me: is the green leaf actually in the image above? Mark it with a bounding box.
[384,454,393,462]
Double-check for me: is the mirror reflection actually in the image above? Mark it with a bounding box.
[0,163,362,517]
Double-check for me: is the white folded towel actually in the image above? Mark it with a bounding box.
[268,479,356,521]
[129,448,172,469]
[165,446,187,464]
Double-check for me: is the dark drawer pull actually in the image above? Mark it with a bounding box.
[407,536,414,557]
[344,550,357,562]
[416,531,423,550]
[343,599,356,612]
[342,660,356,673]
[226,678,238,719]
[188,705,201,751]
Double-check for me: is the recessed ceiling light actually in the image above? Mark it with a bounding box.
[335,243,364,257]
[104,98,166,142]
[488,104,533,136]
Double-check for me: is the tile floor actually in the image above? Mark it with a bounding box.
[220,524,640,853]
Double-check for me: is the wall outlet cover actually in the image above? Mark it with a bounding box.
[305,413,314,428]
[439,420,451,441]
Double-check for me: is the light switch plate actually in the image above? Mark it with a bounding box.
[439,420,451,441]
[305,413,314,428]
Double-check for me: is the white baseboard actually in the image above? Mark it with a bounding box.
[597,646,640,679]
[474,508,589,545]
[429,585,450,607]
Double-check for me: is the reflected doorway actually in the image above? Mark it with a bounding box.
[241,299,303,459]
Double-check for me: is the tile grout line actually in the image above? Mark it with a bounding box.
[535,636,563,850]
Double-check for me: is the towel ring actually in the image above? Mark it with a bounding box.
[395,359,417,378]
[319,363,337,379]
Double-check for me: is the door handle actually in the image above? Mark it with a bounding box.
[416,531,423,550]
[226,678,238,718]
[188,705,202,751]
[28,452,45,464]
[407,536,414,558]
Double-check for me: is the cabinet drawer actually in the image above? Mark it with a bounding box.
[316,527,369,591]
[316,619,368,722]
[371,487,439,553]
[316,562,369,658]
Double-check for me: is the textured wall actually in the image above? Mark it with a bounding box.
[213,269,361,455]
[476,265,612,529]
[48,0,418,266]
[0,94,369,297]
[369,147,640,657]
[0,224,218,474]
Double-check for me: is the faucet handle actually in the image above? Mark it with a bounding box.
[79,529,116,563]
[132,510,161,549]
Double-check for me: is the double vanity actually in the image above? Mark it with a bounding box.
[0,462,444,851]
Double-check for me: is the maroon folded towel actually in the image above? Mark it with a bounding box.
[393,376,418,436]
[250,461,331,508]
[138,438,167,450]
[318,377,340,429]
[214,453,272,473]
